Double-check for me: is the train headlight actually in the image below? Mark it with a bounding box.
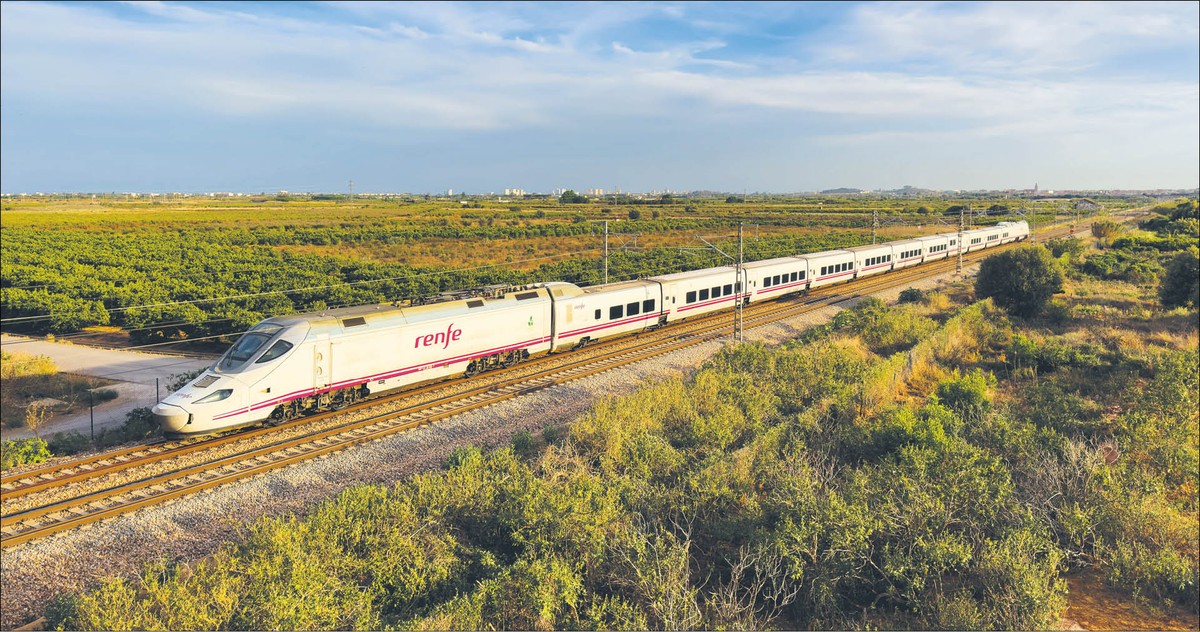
[193,389,234,404]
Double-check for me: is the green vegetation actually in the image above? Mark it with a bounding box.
[1,193,1114,344]
[44,242,1199,629]
[1,437,50,470]
[974,245,1065,317]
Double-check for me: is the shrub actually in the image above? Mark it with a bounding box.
[1159,247,1199,309]
[934,369,996,420]
[511,430,537,459]
[898,288,923,303]
[1103,539,1198,610]
[975,246,1064,317]
[1,437,50,470]
[48,431,92,456]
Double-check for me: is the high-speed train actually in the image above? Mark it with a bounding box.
[152,221,1028,435]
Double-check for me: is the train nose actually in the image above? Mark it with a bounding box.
[152,403,192,433]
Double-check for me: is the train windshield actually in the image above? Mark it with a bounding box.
[218,324,283,372]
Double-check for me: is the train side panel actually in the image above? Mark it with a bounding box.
[891,238,926,269]
[743,256,809,304]
[650,267,745,323]
[805,250,856,289]
[551,280,661,351]
[916,235,951,261]
[845,244,894,279]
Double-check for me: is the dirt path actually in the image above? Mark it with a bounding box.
[1061,571,1199,631]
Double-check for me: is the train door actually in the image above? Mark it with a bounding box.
[314,334,332,390]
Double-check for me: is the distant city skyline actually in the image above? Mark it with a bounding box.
[2,1,1197,194]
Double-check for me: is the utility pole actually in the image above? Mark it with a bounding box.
[872,209,878,245]
[348,180,354,201]
[957,205,965,275]
[736,223,744,342]
[603,221,609,285]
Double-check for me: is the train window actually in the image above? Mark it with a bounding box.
[609,305,623,319]
[723,284,733,295]
[708,286,718,297]
[769,275,777,286]
[342,317,367,328]
[820,266,827,276]
[627,301,640,316]
[256,340,294,364]
[219,326,279,371]
[595,309,601,320]
[686,291,697,303]
[763,276,772,288]
[699,288,710,301]
[798,271,805,280]
[466,300,484,308]
[642,299,655,312]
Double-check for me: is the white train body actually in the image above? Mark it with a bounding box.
[649,267,746,322]
[845,244,894,280]
[743,256,809,303]
[550,280,662,351]
[805,250,857,289]
[153,221,1030,436]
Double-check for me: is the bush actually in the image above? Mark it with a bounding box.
[898,288,923,303]
[1,437,50,470]
[1159,247,1199,309]
[48,431,92,456]
[1103,539,1198,610]
[935,369,996,420]
[91,388,119,404]
[975,246,1064,317]
[1046,237,1086,260]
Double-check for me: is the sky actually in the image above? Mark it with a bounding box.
[1,1,1197,194]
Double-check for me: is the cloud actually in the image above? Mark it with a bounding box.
[2,1,1196,192]
[816,1,1199,75]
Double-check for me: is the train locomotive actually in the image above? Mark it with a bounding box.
[152,221,1028,435]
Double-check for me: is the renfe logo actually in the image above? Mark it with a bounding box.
[415,323,463,350]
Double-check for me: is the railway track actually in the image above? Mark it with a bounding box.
[0,223,1090,549]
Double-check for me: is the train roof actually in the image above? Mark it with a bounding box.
[579,279,658,295]
[740,256,806,270]
[647,266,737,282]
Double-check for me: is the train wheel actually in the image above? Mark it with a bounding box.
[464,361,480,378]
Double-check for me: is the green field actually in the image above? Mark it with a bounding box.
[1,192,1118,346]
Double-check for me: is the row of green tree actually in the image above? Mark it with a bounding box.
[1,225,870,339]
